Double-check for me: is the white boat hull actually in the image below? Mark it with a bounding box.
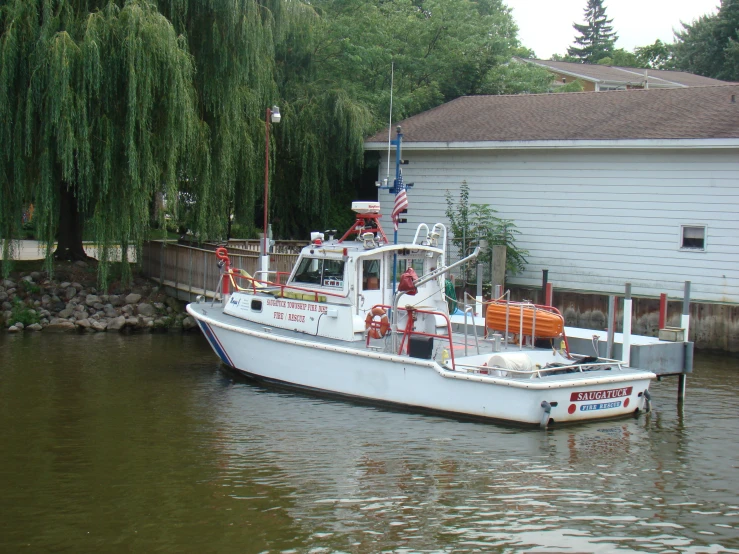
[189,304,654,427]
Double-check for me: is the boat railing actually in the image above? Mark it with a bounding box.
[453,359,625,379]
[367,304,458,369]
[462,305,480,356]
[230,271,348,301]
[215,248,347,302]
[411,222,447,266]
[254,270,291,285]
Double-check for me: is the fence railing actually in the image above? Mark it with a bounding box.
[142,240,301,300]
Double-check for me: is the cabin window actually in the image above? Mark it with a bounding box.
[389,258,425,284]
[680,225,706,251]
[250,299,263,312]
[363,260,381,290]
[293,257,345,287]
[321,259,345,288]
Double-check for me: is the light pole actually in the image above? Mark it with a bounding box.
[261,105,281,277]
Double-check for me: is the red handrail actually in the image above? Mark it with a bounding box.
[227,270,348,301]
[366,304,457,369]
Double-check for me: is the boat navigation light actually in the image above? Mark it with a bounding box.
[310,231,324,245]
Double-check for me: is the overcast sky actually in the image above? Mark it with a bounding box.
[505,0,720,60]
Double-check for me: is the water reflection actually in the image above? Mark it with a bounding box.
[209,358,739,553]
[0,334,737,552]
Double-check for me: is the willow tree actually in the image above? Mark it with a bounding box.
[0,0,204,283]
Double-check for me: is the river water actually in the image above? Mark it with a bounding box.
[0,332,737,553]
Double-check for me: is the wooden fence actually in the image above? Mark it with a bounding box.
[142,240,300,301]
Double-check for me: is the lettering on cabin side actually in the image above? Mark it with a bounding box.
[570,387,632,402]
[265,298,327,314]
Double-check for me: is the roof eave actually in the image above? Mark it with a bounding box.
[526,61,600,83]
[365,138,739,150]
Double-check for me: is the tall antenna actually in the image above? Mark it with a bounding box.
[387,62,394,179]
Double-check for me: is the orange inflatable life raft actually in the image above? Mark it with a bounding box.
[485,303,564,339]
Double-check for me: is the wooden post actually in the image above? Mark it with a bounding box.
[159,241,164,283]
[188,248,193,301]
[174,244,179,292]
[659,293,667,329]
[203,251,208,297]
[491,245,506,296]
[606,295,615,359]
[541,269,548,305]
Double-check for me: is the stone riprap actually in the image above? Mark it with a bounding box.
[1,273,196,334]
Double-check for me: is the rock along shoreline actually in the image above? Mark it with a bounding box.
[1,262,198,334]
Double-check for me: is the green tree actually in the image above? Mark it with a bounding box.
[596,48,644,68]
[0,0,368,282]
[556,79,585,93]
[445,182,527,279]
[672,0,739,80]
[634,39,675,70]
[0,0,201,284]
[550,53,580,63]
[567,0,618,63]
[269,0,551,237]
[1,0,553,281]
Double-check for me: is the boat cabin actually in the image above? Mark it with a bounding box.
[222,202,450,342]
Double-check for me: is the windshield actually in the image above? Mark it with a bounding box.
[293,257,345,288]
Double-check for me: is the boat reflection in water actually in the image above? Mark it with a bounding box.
[207,370,736,553]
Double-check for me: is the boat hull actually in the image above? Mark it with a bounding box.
[189,304,654,427]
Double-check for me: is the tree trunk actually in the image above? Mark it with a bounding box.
[54,183,90,261]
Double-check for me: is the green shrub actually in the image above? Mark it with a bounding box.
[9,300,40,327]
[20,280,41,295]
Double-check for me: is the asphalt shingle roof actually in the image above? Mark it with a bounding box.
[365,85,739,144]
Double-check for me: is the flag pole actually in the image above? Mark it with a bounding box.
[386,62,394,181]
[391,125,403,293]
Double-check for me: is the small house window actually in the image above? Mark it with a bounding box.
[680,225,706,251]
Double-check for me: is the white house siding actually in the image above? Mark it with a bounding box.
[377,148,739,304]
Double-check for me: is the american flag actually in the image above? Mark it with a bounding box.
[392,188,408,231]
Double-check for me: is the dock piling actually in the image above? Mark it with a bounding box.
[659,293,667,329]
[623,283,632,366]
[606,295,615,359]
[682,281,691,341]
[476,264,483,316]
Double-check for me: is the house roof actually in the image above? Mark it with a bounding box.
[522,58,727,88]
[364,85,739,145]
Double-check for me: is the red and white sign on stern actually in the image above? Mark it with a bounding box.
[570,387,633,402]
